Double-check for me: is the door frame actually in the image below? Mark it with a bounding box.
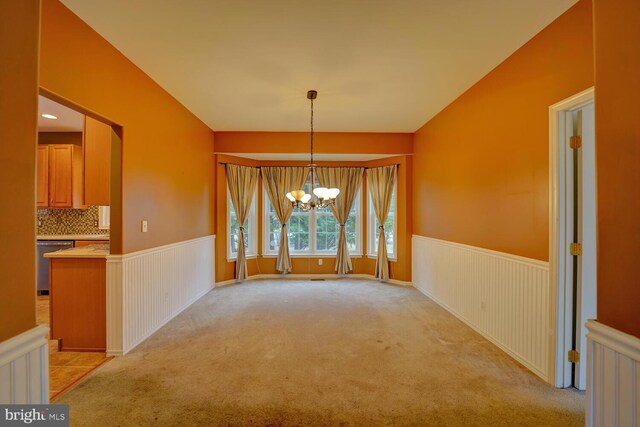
[39,87,124,255]
[548,86,595,387]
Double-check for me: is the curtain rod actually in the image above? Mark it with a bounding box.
[218,162,400,170]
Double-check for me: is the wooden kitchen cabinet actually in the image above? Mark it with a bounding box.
[83,116,111,206]
[74,240,109,247]
[37,141,84,208]
[48,144,74,208]
[49,257,106,352]
[36,145,49,207]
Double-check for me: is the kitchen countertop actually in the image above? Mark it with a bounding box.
[44,244,110,259]
[37,234,110,241]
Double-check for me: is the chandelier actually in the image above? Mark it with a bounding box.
[286,90,340,210]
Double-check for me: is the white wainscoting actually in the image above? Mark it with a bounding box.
[0,325,49,404]
[586,320,640,427]
[412,235,551,381]
[106,235,215,355]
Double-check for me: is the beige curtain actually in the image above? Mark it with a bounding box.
[367,165,397,280]
[225,164,259,280]
[316,167,364,275]
[262,166,309,273]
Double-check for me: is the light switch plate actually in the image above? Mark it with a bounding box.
[318,259,323,265]
[141,220,148,233]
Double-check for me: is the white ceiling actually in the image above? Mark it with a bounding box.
[38,95,84,132]
[60,0,577,132]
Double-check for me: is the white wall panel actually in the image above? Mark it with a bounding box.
[412,235,551,380]
[107,235,215,355]
[586,320,639,427]
[0,325,49,404]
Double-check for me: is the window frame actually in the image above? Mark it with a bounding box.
[227,185,258,261]
[367,180,397,261]
[262,183,363,258]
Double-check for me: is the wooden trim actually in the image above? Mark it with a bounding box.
[216,274,412,288]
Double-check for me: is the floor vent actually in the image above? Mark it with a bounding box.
[310,279,325,281]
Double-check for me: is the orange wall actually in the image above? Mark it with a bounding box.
[593,0,640,338]
[412,0,594,261]
[214,132,412,283]
[0,0,40,342]
[39,0,215,254]
[215,132,413,155]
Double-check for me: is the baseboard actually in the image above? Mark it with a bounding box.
[412,235,551,381]
[106,235,215,355]
[586,320,639,427]
[216,273,412,288]
[0,325,49,404]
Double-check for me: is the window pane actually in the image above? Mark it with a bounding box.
[269,213,280,252]
[316,211,338,252]
[289,213,310,252]
[345,213,357,252]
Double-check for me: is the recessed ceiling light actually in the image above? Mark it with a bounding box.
[41,114,58,120]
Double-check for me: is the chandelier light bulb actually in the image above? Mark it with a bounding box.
[313,187,328,199]
[326,188,340,199]
[301,194,312,203]
[291,190,306,201]
[286,192,295,202]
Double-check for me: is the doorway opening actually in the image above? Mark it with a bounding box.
[35,89,123,399]
[549,87,596,390]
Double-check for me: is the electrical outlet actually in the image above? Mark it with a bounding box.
[318,259,323,265]
[141,220,148,233]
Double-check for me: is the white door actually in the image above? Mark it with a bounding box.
[564,103,597,390]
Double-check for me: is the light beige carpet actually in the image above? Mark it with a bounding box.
[56,279,584,426]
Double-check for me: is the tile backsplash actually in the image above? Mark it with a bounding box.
[37,205,110,236]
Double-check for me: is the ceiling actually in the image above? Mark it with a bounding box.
[38,95,84,132]
[60,0,577,132]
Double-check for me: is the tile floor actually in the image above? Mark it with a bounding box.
[37,295,111,399]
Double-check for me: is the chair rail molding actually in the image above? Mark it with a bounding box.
[0,325,49,404]
[106,235,215,356]
[412,235,551,381]
[586,320,639,427]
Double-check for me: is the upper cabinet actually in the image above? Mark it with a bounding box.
[36,118,111,209]
[37,132,84,209]
[36,145,49,207]
[48,144,74,208]
[83,116,111,206]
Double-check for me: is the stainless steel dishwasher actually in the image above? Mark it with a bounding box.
[37,240,73,295]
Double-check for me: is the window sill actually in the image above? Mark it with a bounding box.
[366,254,398,262]
[261,253,365,259]
[226,254,258,262]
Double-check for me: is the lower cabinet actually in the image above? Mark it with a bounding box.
[49,257,106,352]
[74,240,110,247]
